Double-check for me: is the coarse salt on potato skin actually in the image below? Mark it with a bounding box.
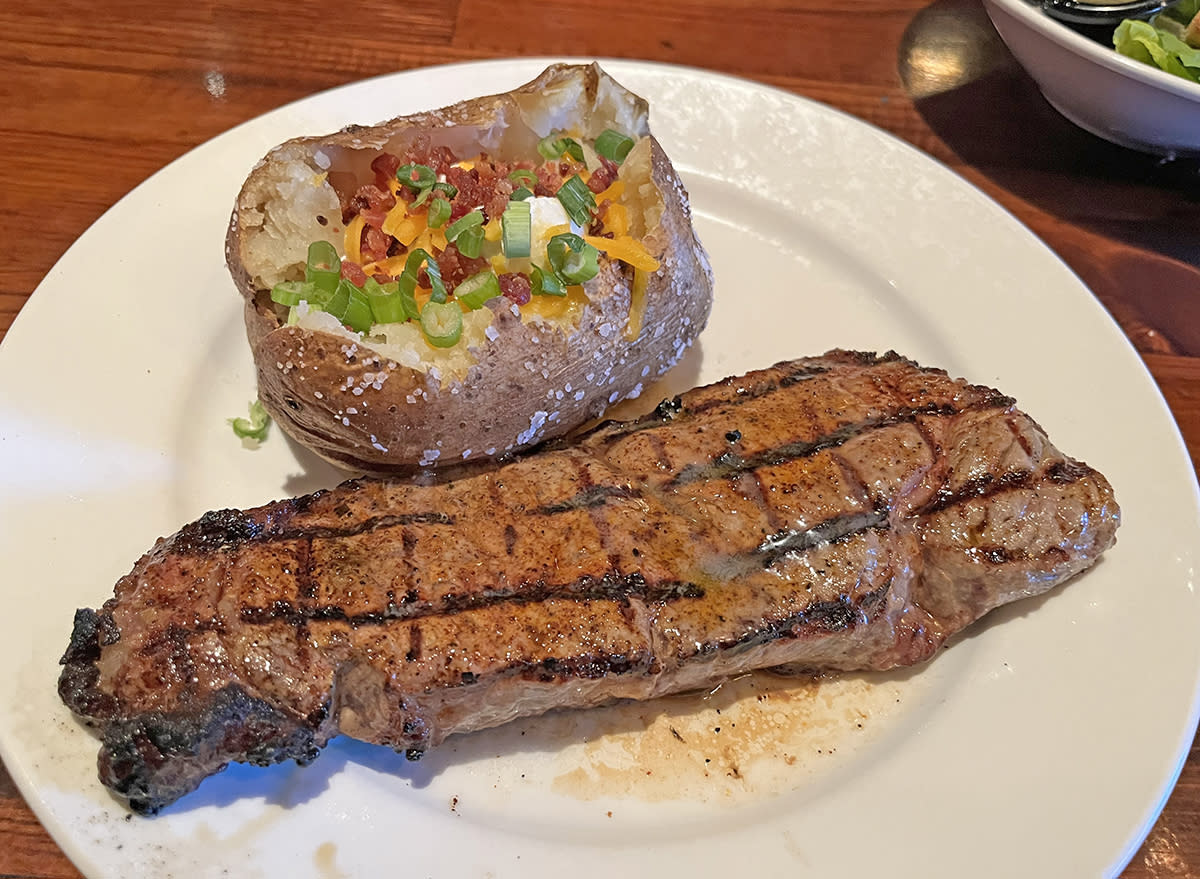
[226,63,714,475]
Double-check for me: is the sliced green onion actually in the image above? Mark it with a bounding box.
[304,240,341,294]
[273,275,337,309]
[307,270,340,297]
[530,265,566,297]
[343,285,374,333]
[446,210,486,259]
[396,273,421,321]
[594,129,635,164]
[454,271,501,310]
[324,279,353,323]
[364,278,406,323]
[426,196,451,229]
[546,233,600,284]
[555,174,596,228]
[508,169,538,187]
[501,200,531,258]
[454,225,485,259]
[230,399,271,442]
[432,181,458,199]
[420,300,463,348]
[397,163,437,206]
[403,248,447,303]
[271,280,310,307]
[306,239,338,268]
[511,186,534,201]
[537,132,584,162]
[445,209,485,242]
[396,163,436,192]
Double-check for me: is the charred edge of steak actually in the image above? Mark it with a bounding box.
[171,508,267,554]
[97,685,322,815]
[58,608,121,719]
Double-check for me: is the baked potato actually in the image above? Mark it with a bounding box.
[226,62,714,474]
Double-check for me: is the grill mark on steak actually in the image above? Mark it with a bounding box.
[236,574,706,627]
[173,511,454,557]
[529,397,1008,519]
[756,513,890,571]
[295,537,317,601]
[683,361,836,415]
[584,359,842,444]
[919,466,1087,515]
[535,483,637,514]
[58,350,1121,814]
[668,402,990,488]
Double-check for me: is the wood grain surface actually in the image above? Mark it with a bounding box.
[2,1,1198,876]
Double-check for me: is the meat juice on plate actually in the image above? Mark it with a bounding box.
[415,665,925,818]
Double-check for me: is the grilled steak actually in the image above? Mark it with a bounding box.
[59,350,1119,813]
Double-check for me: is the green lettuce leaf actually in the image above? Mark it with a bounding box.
[1162,0,1200,26]
[1114,18,1200,83]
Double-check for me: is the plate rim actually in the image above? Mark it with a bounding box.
[2,56,1198,879]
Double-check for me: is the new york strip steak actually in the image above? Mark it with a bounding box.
[59,350,1120,813]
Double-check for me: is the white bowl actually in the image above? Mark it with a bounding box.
[983,0,1200,154]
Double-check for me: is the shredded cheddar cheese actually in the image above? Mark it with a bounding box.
[594,180,625,204]
[381,200,409,238]
[583,234,660,272]
[344,214,367,265]
[625,268,650,341]
[525,284,587,320]
[361,254,410,278]
[411,225,448,255]
[603,202,630,238]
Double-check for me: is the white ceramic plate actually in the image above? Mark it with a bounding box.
[1,59,1197,879]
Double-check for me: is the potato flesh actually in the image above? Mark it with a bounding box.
[241,129,661,384]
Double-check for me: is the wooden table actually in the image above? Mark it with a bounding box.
[3,1,1198,875]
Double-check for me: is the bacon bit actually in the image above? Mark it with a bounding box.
[371,153,402,190]
[399,136,458,176]
[437,245,489,290]
[588,200,613,237]
[361,225,391,264]
[361,205,390,229]
[499,272,532,305]
[446,166,484,221]
[587,156,619,194]
[341,260,368,286]
[533,158,585,197]
[345,183,395,223]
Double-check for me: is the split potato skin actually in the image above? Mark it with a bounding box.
[226,63,714,475]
